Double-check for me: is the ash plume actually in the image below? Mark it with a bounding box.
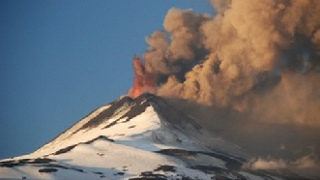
[133,0,320,126]
[126,1,320,174]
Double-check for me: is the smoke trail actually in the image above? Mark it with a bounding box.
[138,0,320,125]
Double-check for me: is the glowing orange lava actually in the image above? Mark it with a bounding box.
[128,56,155,98]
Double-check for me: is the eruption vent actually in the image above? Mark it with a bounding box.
[128,56,155,98]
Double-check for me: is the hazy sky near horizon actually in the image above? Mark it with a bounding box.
[0,1,214,158]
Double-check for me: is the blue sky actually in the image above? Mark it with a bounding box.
[0,1,214,158]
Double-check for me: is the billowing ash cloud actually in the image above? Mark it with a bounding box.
[243,155,318,171]
[242,155,320,178]
[138,0,320,125]
[125,1,320,175]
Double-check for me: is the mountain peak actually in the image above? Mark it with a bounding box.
[0,93,313,179]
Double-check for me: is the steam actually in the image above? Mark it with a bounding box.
[243,155,318,170]
[134,0,320,125]
[242,155,320,178]
[244,158,287,170]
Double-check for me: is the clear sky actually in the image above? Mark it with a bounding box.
[0,1,214,158]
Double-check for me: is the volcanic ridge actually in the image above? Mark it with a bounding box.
[0,94,315,180]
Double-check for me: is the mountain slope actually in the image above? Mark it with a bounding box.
[0,94,309,179]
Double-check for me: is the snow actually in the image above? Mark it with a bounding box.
[0,95,289,179]
[0,103,191,179]
[35,104,111,154]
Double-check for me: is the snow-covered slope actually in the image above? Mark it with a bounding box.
[0,94,309,179]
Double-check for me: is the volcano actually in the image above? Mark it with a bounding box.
[0,94,316,180]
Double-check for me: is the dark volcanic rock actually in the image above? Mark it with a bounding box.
[38,168,58,173]
[104,93,154,129]
[81,96,134,130]
[190,165,224,174]
[0,158,55,167]
[156,149,244,171]
[84,135,114,144]
[53,145,77,155]
[154,165,176,172]
[52,135,114,156]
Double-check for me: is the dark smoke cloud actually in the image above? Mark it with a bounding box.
[143,8,210,83]
[142,0,320,126]
[135,0,320,176]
